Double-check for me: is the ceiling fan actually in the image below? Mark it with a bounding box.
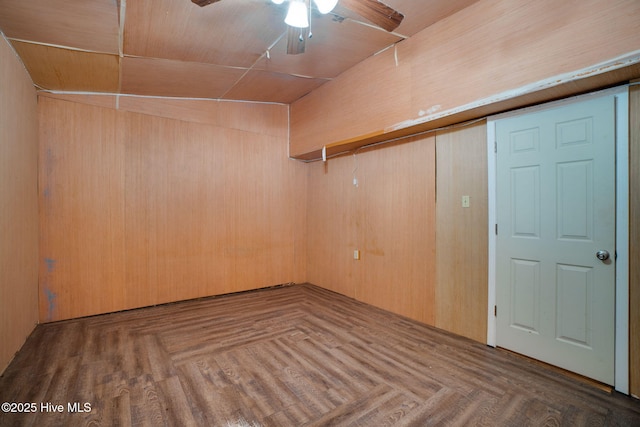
[191,0,404,55]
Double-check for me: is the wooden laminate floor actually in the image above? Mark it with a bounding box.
[1,283,639,426]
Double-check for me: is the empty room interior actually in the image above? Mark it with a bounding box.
[1,0,640,425]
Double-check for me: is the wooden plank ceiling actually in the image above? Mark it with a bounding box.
[0,0,480,104]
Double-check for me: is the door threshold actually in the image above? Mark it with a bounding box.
[496,347,613,394]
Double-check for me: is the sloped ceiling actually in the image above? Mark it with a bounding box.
[0,0,480,104]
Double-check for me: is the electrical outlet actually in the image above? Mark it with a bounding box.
[462,195,470,208]
[353,249,360,260]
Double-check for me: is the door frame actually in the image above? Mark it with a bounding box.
[486,86,630,393]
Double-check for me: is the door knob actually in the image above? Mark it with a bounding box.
[596,250,610,261]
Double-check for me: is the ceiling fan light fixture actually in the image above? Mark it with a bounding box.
[284,0,309,28]
[313,0,338,14]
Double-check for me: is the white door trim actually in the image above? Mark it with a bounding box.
[486,85,629,394]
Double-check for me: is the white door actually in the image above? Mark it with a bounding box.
[495,95,616,385]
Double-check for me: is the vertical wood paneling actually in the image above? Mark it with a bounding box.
[630,84,640,398]
[434,122,488,343]
[39,97,305,322]
[39,97,126,321]
[0,36,39,373]
[306,135,437,325]
[123,112,306,306]
[358,137,436,324]
[306,158,360,298]
[123,112,177,308]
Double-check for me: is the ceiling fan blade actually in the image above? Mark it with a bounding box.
[340,0,404,32]
[191,0,222,6]
[286,26,307,55]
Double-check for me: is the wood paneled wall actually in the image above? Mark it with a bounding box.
[357,138,437,323]
[435,122,488,343]
[306,123,488,335]
[306,136,437,324]
[290,0,640,158]
[0,36,39,373]
[305,156,360,299]
[39,96,306,322]
[630,84,640,398]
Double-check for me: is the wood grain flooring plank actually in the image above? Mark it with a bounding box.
[171,326,300,365]
[0,283,638,426]
[233,346,293,417]
[273,337,366,403]
[113,391,134,427]
[397,386,466,426]
[434,389,500,426]
[84,381,122,427]
[262,403,315,427]
[285,336,374,395]
[243,344,306,410]
[194,356,235,389]
[155,376,199,427]
[306,383,395,427]
[129,374,168,427]
[352,391,421,427]
[265,339,341,399]
[143,334,177,381]
[281,367,335,417]
[174,362,227,426]
[0,364,54,416]
[208,352,279,423]
[363,337,473,393]
[331,339,447,400]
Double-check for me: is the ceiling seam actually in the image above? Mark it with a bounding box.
[34,89,289,106]
[218,30,287,100]
[6,38,118,56]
